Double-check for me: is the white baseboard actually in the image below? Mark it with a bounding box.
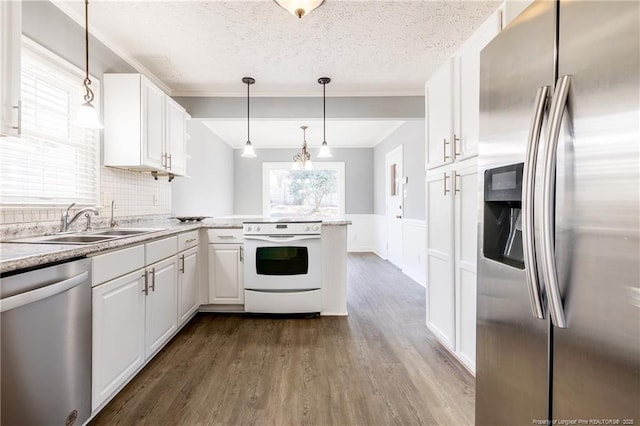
[402,266,426,287]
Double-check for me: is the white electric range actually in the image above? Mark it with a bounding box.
[243,220,322,314]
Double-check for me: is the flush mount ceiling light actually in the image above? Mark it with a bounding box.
[274,0,324,19]
[241,77,257,158]
[317,77,332,158]
[73,0,103,129]
[292,125,313,170]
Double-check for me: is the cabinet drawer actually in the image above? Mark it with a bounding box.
[207,228,243,243]
[145,236,177,265]
[92,245,145,286]
[177,231,199,251]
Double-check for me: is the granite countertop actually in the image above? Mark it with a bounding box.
[0,221,201,275]
[0,218,351,275]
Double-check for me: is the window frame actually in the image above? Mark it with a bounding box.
[262,162,346,218]
[0,36,101,208]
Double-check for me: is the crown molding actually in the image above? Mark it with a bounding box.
[172,90,425,98]
[50,0,172,95]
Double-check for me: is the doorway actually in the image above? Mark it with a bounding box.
[385,145,403,268]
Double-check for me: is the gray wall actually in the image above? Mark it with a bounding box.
[373,120,425,220]
[171,122,234,217]
[175,96,424,120]
[22,1,135,76]
[234,148,373,216]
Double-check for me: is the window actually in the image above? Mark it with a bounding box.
[0,38,100,206]
[263,162,345,218]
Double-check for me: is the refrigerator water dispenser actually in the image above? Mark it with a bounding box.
[483,163,525,269]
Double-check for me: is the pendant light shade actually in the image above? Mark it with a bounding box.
[73,101,103,129]
[317,77,332,158]
[274,0,324,19]
[73,0,103,129]
[241,77,257,158]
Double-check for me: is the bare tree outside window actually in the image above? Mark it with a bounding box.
[265,164,343,218]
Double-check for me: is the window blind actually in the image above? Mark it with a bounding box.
[0,38,100,206]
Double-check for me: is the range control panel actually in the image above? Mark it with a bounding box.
[243,221,322,236]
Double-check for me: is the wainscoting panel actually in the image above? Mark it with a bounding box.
[345,214,375,253]
[401,219,426,286]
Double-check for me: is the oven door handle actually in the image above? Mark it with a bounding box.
[243,235,321,243]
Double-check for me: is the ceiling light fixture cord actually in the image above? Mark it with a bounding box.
[247,79,250,141]
[241,77,256,158]
[317,77,332,158]
[323,80,326,142]
[83,0,94,103]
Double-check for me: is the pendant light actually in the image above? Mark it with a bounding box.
[241,77,257,158]
[274,0,325,19]
[317,77,332,158]
[292,125,313,170]
[73,0,103,129]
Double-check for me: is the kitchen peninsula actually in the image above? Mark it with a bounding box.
[0,218,350,315]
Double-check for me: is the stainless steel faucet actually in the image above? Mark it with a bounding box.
[60,203,99,232]
[110,200,118,228]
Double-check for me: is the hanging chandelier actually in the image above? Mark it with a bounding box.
[240,77,256,158]
[72,0,103,129]
[292,126,313,170]
[273,0,325,19]
[317,77,332,158]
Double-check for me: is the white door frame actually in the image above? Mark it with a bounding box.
[385,145,403,268]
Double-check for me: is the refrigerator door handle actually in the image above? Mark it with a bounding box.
[540,75,571,329]
[523,85,550,320]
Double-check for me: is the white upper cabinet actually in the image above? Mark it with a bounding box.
[104,73,188,176]
[426,8,502,169]
[0,1,21,138]
[455,10,503,159]
[165,97,187,176]
[425,58,454,170]
[141,77,165,170]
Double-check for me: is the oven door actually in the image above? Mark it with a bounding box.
[243,235,321,291]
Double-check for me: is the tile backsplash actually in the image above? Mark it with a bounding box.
[1,167,172,239]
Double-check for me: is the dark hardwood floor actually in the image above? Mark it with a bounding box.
[90,253,475,425]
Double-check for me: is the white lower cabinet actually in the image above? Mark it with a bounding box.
[425,170,455,349]
[178,246,199,325]
[144,256,178,358]
[92,269,146,412]
[425,158,478,373]
[208,244,243,304]
[91,233,195,413]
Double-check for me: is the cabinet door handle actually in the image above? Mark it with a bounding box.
[443,138,450,161]
[150,267,156,292]
[12,100,22,136]
[453,172,461,195]
[453,134,461,158]
[217,235,235,239]
[185,238,197,243]
[142,271,149,296]
[168,153,172,170]
[443,172,450,196]
[180,254,185,273]
[239,246,244,263]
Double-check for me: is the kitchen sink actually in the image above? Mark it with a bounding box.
[4,228,164,245]
[18,235,119,244]
[89,228,161,236]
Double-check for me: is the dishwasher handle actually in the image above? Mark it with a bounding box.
[0,271,89,313]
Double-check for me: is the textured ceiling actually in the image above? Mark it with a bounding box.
[202,119,406,148]
[58,0,501,96]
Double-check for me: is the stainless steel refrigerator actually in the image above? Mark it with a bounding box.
[476,1,639,425]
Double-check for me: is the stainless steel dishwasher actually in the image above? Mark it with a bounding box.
[1,258,92,426]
